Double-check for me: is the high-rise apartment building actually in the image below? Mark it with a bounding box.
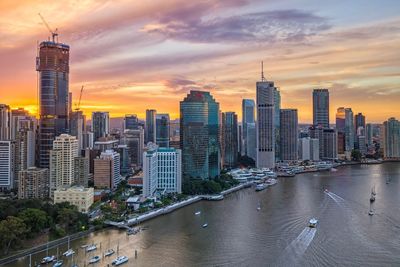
[0,141,15,189]
[74,156,89,187]
[49,134,78,197]
[336,107,354,158]
[145,109,156,144]
[280,109,298,161]
[18,167,49,199]
[0,104,11,140]
[312,89,329,128]
[37,41,70,168]
[242,99,255,156]
[298,137,319,161]
[143,144,182,197]
[222,112,238,168]
[180,91,220,180]
[94,149,121,189]
[92,112,109,142]
[383,118,400,159]
[156,114,170,148]
[323,129,338,160]
[256,70,275,169]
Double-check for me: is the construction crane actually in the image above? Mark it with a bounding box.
[38,13,58,42]
[75,85,84,111]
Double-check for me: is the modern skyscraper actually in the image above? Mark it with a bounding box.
[49,134,78,197]
[145,109,156,144]
[222,112,238,168]
[336,107,354,158]
[366,123,373,147]
[355,113,366,132]
[143,143,182,197]
[180,91,220,180]
[92,112,109,142]
[124,114,139,130]
[94,149,121,189]
[246,122,257,161]
[121,128,144,170]
[0,104,11,140]
[256,65,275,169]
[37,41,70,168]
[383,118,400,159]
[274,88,281,161]
[313,89,329,128]
[280,109,298,161]
[322,129,338,160]
[156,114,170,148]
[70,110,85,151]
[18,167,49,199]
[0,141,15,189]
[242,99,255,156]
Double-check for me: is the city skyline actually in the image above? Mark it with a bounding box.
[1,1,400,123]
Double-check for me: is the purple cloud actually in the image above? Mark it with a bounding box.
[143,9,331,43]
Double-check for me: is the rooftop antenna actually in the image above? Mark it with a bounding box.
[38,13,58,42]
[261,61,266,82]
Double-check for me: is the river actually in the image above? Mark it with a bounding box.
[6,163,400,266]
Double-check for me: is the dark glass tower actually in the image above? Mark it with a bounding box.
[313,89,329,128]
[180,91,220,180]
[222,112,238,168]
[156,113,170,148]
[37,41,70,168]
[145,109,156,144]
[241,99,255,156]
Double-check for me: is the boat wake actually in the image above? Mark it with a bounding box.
[276,227,317,265]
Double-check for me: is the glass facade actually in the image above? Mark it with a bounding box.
[37,41,70,168]
[180,91,220,180]
[156,113,170,147]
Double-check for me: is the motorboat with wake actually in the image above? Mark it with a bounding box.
[309,218,318,228]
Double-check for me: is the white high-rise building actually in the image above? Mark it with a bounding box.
[0,141,15,189]
[49,134,78,197]
[256,63,275,169]
[143,143,182,198]
[299,137,320,161]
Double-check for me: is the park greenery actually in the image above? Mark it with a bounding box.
[0,199,88,256]
[182,172,239,195]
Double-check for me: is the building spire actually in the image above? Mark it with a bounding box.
[261,61,266,82]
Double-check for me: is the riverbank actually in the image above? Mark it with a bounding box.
[0,182,253,265]
[107,182,253,228]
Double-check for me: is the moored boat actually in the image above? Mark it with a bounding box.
[41,256,55,264]
[112,256,129,266]
[53,260,63,267]
[255,183,268,191]
[105,249,115,257]
[86,244,97,252]
[89,256,100,264]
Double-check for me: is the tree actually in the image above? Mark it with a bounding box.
[351,149,362,161]
[18,208,48,235]
[0,216,29,255]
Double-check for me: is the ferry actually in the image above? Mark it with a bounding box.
[255,183,268,191]
[308,218,318,228]
[53,260,63,267]
[41,256,56,264]
[202,223,208,228]
[86,244,97,252]
[194,211,201,215]
[89,256,100,264]
[105,249,115,257]
[112,256,129,266]
[62,249,75,257]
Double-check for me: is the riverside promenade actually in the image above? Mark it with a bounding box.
[106,182,253,229]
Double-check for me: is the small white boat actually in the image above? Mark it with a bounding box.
[86,244,97,252]
[80,244,88,248]
[112,256,129,266]
[309,218,318,228]
[369,209,374,216]
[89,256,100,264]
[105,249,115,257]
[202,223,208,228]
[63,249,75,257]
[53,260,63,267]
[41,256,56,264]
[194,211,201,215]
[255,183,268,191]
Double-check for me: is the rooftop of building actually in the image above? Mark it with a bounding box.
[55,186,93,192]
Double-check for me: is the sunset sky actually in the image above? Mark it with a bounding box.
[1,0,399,123]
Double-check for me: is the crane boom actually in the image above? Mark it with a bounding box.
[75,85,84,111]
[38,13,58,42]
